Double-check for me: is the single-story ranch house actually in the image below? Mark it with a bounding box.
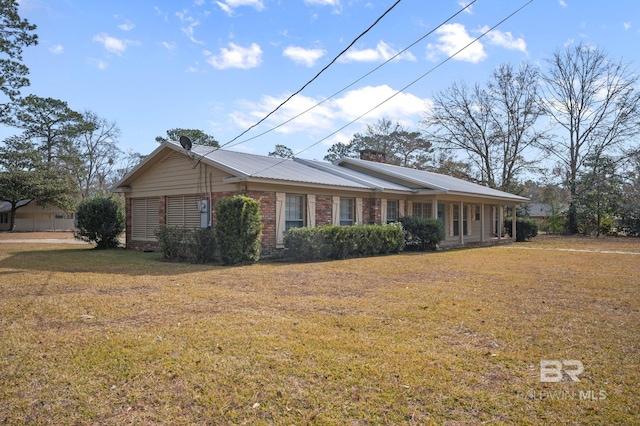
[113,141,528,255]
[0,199,75,232]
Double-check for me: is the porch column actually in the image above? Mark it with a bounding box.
[480,203,485,242]
[498,205,504,240]
[459,200,464,245]
[512,203,517,241]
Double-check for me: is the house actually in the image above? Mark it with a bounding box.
[112,141,529,255]
[0,199,75,232]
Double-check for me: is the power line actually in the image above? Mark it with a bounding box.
[220,0,402,150]
[224,0,478,149]
[249,0,535,177]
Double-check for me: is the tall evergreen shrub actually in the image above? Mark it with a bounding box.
[215,195,262,265]
[74,195,125,249]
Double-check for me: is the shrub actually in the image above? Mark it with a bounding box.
[283,224,405,261]
[75,195,125,249]
[188,227,217,263]
[397,216,444,251]
[283,227,329,261]
[215,195,262,265]
[504,217,539,242]
[155,226,191,261]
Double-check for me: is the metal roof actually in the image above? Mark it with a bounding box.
[337,158,529,202]
[114,141,528,202]
[0,199,32,213]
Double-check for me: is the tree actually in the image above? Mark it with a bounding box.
[423,63,545,192]
[540,43,640,232]
[75,195,125,249]
[268,144,294,159]
[0,135,76,230]
[574,155,622,236]
[324,118,433,169]
[70,110,122,198]
[155,128,219,147]
[0,0,38,118]
[4,95,88,163]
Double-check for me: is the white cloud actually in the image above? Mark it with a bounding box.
[215,0,265,16]
[283,46,326,67]
[304,0,342,13]
[229,85,429,138]
[426,23,486,63]
[161,41,176,51]
[176,11,204,44]
[623,22,632,30]
[88,58,108,70]
[559,0,568,7]
[340,41,416,63]
[481,27,527,53]
[457,0,473,14]
[49,44,63,54]
[93,33,137,55]
[332,85,428,122]
[207,42,263,69]
[118,21,135,31]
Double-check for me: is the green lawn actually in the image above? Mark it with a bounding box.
[0,236,638,424]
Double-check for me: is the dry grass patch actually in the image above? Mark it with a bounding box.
[0,238,639,424]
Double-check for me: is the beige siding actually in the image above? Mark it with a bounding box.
[130,152,235,197]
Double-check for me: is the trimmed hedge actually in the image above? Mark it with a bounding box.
[155,226,217,263]
[504,217,538,242]
[397,216,444,251]
[74,195,125,249]
[215,195,262,265]
[284,223,405,261]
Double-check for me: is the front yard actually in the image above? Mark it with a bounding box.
[0,235,638,424]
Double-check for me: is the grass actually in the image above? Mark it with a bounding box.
[0,235,639,424]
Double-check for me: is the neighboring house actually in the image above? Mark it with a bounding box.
[528,203,554,225]
[0,199,75,232]
[112,141,529,255]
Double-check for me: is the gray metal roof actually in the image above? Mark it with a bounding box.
[0,199,32,213]
[115,141,528,202]
[337,158,529,202]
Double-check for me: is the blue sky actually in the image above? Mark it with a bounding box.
[11,0,640,161]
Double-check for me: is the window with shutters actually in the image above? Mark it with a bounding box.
[340,198,354,226]
[167,195,201,228]
[412,202,432,218]
[386,200,399,223]
[131,198,159,241]
[285,194,305,231]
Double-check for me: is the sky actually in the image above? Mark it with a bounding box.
[8,0,640,162]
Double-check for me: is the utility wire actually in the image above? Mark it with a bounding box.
[221,0,402,149]
[249,0,535,177]
[223,0,477,149]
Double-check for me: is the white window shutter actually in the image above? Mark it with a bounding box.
[407,201,413,217]
[380,199,387,224]
[306,194,316,228]
[276,192,286,246]
[399,200,405,217]
[355,197,363,225]
[332,196,340,226]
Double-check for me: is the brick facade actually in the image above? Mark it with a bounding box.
[315,195,333,226]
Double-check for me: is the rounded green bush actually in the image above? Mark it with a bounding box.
[75,195,125,249]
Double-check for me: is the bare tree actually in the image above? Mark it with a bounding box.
[423,62,545,192]
[540,43,640,232]
[71,110,122,198]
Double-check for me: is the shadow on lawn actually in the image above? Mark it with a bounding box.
[0,247,230,276]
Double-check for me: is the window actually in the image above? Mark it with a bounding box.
[474,205,481,221]
[0,213,8,224]
[131,197,159,241]
[285,194,305,231]
[437,203,444,225]
[340,198,354,226]
[453,204,460,236]
[386,200,399,223]
[167,195,201,228]
[412,202,432,218]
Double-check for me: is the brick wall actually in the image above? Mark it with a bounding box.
[245,191,277,255]
[364,198,382,224]
[316,195,333,226]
